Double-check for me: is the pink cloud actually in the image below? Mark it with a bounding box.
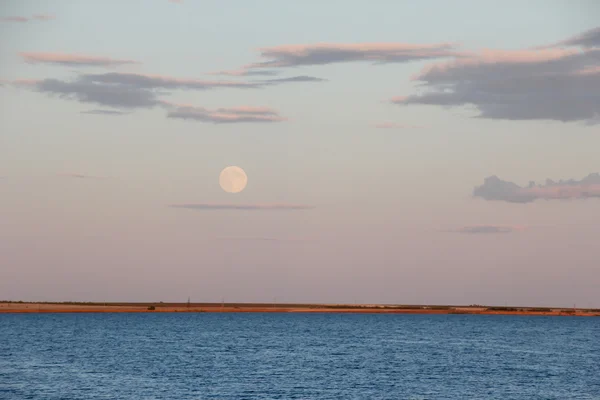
[389,96,408,104]
[246,42,459,68]
[412,48,580,80]
[20,52,140,67]
[11,79,41,86]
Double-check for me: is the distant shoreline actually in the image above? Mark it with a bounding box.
[1,302,599,316]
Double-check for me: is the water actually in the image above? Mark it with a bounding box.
[0,313,598,399]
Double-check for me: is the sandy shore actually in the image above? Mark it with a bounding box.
[1,302,598,316]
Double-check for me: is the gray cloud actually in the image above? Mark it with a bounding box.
[449,225,526,234]
[14,77,285,123]
[393,27,600,124]
[165,104,286,124]
[26,72,324,110]
[20,52,138,67]
[170,203,315,210]
[474,173,600,203]
[247,42,459,69]
[81,72,263,90]
[35,78,161,109]
[556,26,600,48]
[79,72,324,90]
[81,109,129,115]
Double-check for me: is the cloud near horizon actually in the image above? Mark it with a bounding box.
[1,15,54,23]
[244,42,459,69]
[473,173,600,203]
[392,26,600,124]
[170,203,315,210]
[20,52,139,67]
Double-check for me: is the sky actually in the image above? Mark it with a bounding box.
[1,0,599,307]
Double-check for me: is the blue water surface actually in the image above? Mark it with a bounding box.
[0,313,599,399]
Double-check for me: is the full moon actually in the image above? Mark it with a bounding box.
[219,166,248,193]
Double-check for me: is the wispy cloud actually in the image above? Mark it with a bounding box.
[80,109,129,115]
[207,69,280,77]
[261,76,326,84]
[245,42,459,69]
[473,173,600,203]
[170,203,315,210]
[20,52,139,67]
[12,77,286,123]
[165,104,286,124]
[57,173,108,179]
[374,122,425,129]
[80,72,324,90]
[81,72,262,90]
[392,27,600,124]
[446,225,527,234]
[1,15,54,23]
[22,72,324,110]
